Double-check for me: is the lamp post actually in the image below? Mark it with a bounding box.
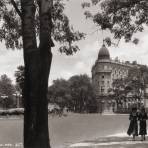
[13,92,22,108]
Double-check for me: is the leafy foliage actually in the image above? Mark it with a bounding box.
[0,0,85,54]
[48,78,70,109]
[0,74,15,108]
[14,65,25,94]
[69,74,95,112]
[52,0,85,55]
[48,74,96,113]
[82,0,148,44]
[0,0,22,49]
[0,74,15,96]
[139,65,148,84]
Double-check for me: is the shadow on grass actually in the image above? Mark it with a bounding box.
[70,136,148,148]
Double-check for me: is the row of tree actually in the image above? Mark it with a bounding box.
[1,64,148,112]
[0,74,15,108]
[0,66,97,113]
[0,65,24,109]
[48,74,97,113]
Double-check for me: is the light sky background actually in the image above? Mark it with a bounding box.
[0,0,148,85]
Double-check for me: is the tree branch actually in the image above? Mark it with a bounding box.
[10,0,22,19]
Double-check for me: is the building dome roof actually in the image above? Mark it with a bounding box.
[98,44,110,60]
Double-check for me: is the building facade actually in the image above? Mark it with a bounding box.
[91,44,144,113]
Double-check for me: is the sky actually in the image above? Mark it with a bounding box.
[0,0,148,85]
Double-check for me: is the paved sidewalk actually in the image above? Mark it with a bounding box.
[69,135,148,148]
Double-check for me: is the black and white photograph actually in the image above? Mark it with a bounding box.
[0,0,148,148]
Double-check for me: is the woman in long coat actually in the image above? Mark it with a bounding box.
[139,107,148,141]
[127,107,139,140]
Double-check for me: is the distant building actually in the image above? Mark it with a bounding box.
[91,44,144,113]
[92,44,134,97]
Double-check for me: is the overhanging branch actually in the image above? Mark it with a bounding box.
[10,0,22,19]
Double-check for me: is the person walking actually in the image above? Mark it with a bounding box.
[127,107,139,141]
[139,107,148,141]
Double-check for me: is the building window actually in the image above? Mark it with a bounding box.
[101,86,104,93]
[104,65,107,69]
[102,75,104,79]
[101,89,104,93]
[101,88,104,93]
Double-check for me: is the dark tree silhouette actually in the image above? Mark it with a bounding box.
[82,0,148,45]
[0,0,84,147]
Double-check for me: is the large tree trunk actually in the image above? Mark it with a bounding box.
[21,0,53,147]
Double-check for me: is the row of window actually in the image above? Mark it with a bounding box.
[112,69,128,76]
[99,81,110,85]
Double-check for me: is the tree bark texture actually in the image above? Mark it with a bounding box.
[21,0,52,147]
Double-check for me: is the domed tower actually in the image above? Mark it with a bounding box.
[92,44,112,98]
[98,44,110,60]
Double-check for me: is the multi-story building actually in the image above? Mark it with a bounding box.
[92,44,133,96]
[91,44,144,113]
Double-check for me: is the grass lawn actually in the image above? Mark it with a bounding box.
[0,118,23,145]
[49,114,129,148]
[0,113,142,148]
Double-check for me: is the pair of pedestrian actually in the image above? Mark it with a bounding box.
[127,107,148,141]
